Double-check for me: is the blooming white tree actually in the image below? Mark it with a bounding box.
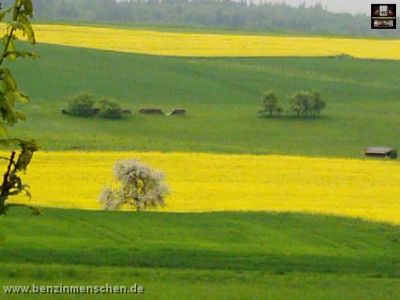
[99,160,169,211]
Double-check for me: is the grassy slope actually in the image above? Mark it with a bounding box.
[7,43,400,157]
[2,32,400,300]
[1,208,400,299]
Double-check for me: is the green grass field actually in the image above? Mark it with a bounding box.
[2,35,400,299]
[7,43,400,157]
[1,208,400,299]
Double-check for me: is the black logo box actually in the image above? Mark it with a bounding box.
[371,4,396,29]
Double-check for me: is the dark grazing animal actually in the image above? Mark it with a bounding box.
[139,108,164,115]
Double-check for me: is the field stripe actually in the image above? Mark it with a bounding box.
[14,24,400,59]
[8,151,400,224]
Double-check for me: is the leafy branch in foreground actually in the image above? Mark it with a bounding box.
[0,0,38,215]
[0,139,39,215]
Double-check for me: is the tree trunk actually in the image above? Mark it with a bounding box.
[0,151,16,214]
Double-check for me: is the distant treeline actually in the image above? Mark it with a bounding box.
[6,0,399,36]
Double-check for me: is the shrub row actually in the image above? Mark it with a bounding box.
[64,93,124,119]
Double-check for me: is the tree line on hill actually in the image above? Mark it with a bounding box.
[8,0,399,37]
[258,90,326,118]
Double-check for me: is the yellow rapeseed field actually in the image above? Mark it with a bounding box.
[8,151,400,224]
[12,24,400,59]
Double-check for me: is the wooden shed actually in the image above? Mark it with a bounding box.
[139,108,164,115]
[168,109,186,116]
[364,147,398,159]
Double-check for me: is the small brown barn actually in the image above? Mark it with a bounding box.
[168,109,186,116]
[122,109,132,114]
[364,147,398,159]
[139,108,164,115]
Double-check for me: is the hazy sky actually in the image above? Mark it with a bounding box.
[267,0,398,15]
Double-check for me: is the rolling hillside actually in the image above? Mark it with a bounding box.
[17,24,400,59]
[7,42,400,157]
[1,208,399,299]
[1,23,400,300]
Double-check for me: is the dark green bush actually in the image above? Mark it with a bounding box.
[66,93,96,117]
[98,99,123,119]
[389,150,398,159]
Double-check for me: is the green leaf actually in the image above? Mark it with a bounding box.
[0,69,18,92]
[0,125,8,137]
[1,34,8,47]
[16,14,35,44]
[1,103,17,124]
[4,50,38,59]
[15,111,26,121]
[5,91,29,107]
[5,39,17,60]
[23,0,33,17]
[0,6,13,22]
[13,0,23,20]
[16,91,30,103]
[5,92,16,105]
[8,21,23,32]
[15,139,38,171]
